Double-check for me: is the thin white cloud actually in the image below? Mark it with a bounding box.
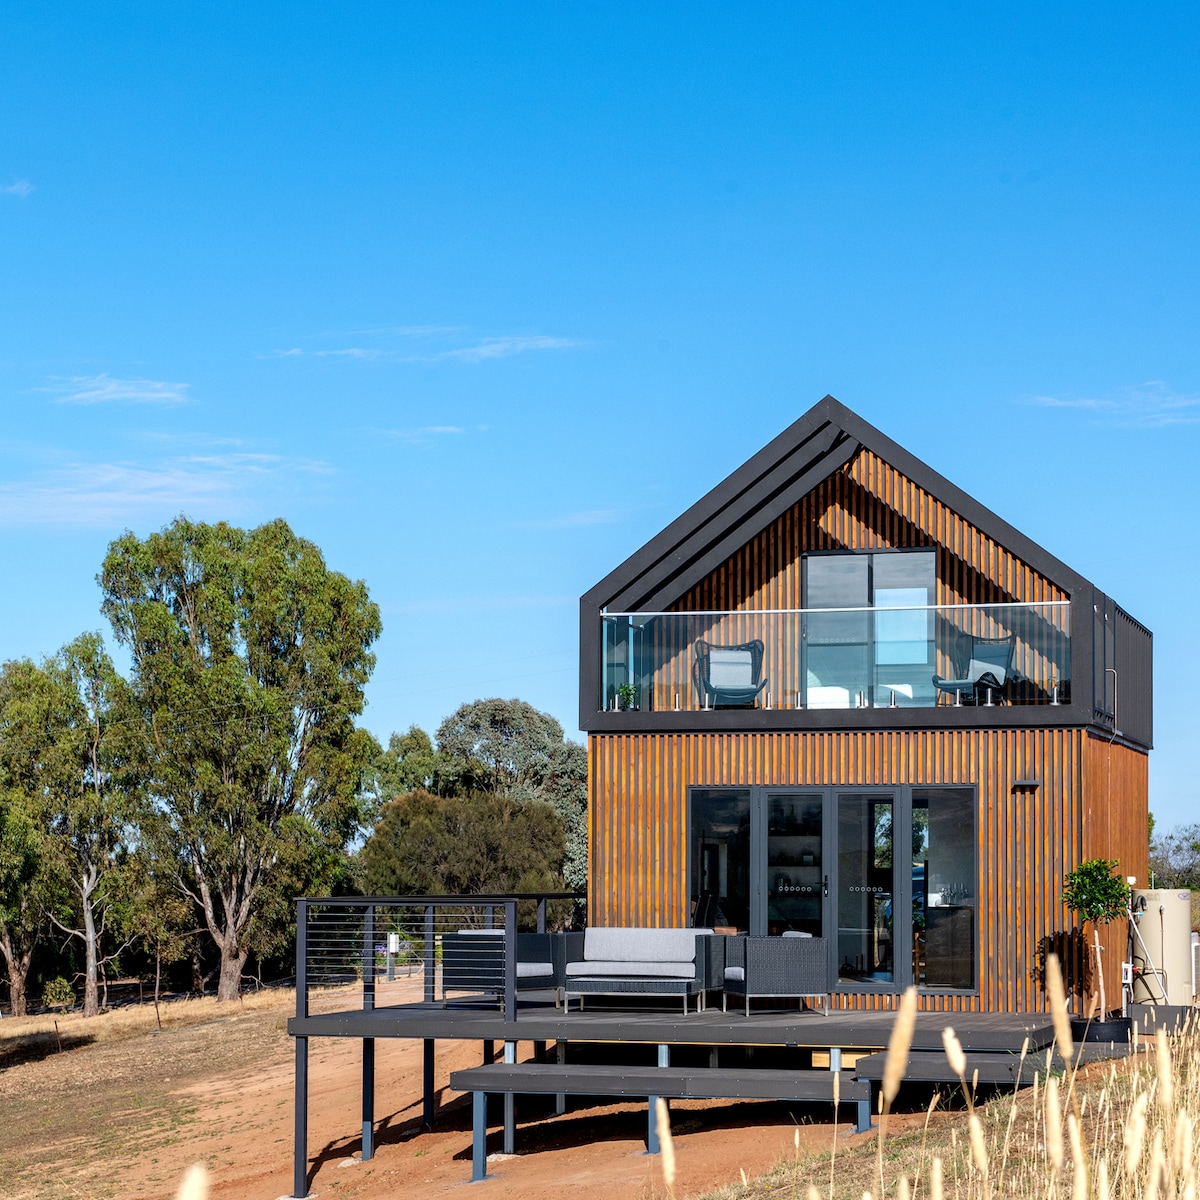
[263,347,381,360]
[0,180,33,197]
[0,451,332,528]
[519,508,623,529]
[48,374,191,406]
[1026,382,1200,427]
[374,425,466,446]
[438,335,588,363]
[265,330,590,364]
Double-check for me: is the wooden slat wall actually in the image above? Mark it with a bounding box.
[589,727,1095,1012]
[678,448,1067,611]
[640,448,1070,712]
[1081,734,1150,1011]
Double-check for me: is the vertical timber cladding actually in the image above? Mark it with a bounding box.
[1081,734,1150,1012]
[678,448,1069,610]
[647,448,1072,714]
[589,727,1088,1013]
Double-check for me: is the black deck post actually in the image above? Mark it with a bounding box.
[362,1039,375,1160]
[293,899,309,1199]
[503,900,517,1023]
[483,1040,495,1064]
[361,904,375,1161]
[294,1037,309,1196]
[423,1038,436,1126]
[555,1040,566,1114]
[423,904,435,1003]
[472,1090,488,1181]
[503,1040,516,1154]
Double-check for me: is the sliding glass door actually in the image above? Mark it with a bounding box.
[688,784,976,994]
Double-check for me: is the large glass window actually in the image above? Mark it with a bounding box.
[837,794,895,983]
[803,551,936,708]
[912,789,975,989]
[690,789,751,931]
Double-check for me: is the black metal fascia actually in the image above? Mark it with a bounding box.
[582,704,1103,736]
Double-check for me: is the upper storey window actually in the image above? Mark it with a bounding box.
[805,552,936,708]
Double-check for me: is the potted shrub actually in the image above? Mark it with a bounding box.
[1063,857,1131,1041]
[616,683,639,711]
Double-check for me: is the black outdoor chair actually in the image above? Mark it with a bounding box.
[932,632,1016,705]
[693,639,768,708]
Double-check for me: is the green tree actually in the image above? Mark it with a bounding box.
[0,787,44,1017]
[435,698,587,889]
[370,726,440,809]
[360,788,565,900]
[100,516,382,1001]
[0,640,135,1017]
[124,851,193,1026]
[1063,857,1130,1018]
[1149,821,1200,889]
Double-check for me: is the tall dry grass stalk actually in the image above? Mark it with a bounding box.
[763,965,1200,1200]
[176,1164,209,1200]
[879,988,919,1198]
[656,1097,676,1197]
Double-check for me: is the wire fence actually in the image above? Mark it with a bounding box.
[296,893,583,1022]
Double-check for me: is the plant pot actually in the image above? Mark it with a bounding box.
[1069,1015,1132,1044]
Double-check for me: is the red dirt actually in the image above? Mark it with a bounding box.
[127,1032,864,1200]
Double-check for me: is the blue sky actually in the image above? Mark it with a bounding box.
[1,5,1197,825]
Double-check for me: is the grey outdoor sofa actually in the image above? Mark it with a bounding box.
[442,930,562,1002]
[722,934,830,1015]
[562,927,725,1013]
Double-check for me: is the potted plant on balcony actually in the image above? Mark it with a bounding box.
[1063,857,1131,1041]
[616,683,639,711]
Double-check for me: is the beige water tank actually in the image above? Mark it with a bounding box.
[1130,889,1194,1006]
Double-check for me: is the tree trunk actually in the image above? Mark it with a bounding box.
[216,933,248,1002]
[1093,922,1107,1017]
[0,933,30,1018]
[81,889,100,1018]
[153,951,162,1031]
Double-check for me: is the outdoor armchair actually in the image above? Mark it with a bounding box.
[932,633,1016,705]
[722,934,830,1016]
[693,639,768,708]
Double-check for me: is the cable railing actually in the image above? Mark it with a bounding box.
[295,892,583,1023]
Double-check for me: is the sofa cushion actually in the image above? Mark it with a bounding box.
[565,959,697,979]
[724,966,745,982]
[582,927,702,964]
[516,961,554,978]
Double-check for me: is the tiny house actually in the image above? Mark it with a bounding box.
[579,396,1151,1012]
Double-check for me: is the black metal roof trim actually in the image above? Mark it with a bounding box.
[583,395,1094,612]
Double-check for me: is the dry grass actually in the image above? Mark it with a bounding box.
[0,990,295,1200]
[699,956,1200,1200]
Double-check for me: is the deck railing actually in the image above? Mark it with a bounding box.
[601,601,1071,712]
[294,892,583,1024]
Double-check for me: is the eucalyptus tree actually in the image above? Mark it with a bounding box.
[0,638,136,1018]
[0,783,44,1017]
[435,698,588,889]
[101,517,381,1001]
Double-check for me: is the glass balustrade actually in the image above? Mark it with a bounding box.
[600,602,1070,712]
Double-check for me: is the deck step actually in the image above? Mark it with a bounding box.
[450,1061,870,1102]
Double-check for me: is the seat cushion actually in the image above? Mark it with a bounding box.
[708,648,754,689]
[565,959,697,979]
[516,962,554,979]
[724,966,745,982]
[968,658,1006,685]
[583,927,700,964]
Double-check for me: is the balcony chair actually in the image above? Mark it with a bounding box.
[932,632,1016,705]
[693,639,768,708]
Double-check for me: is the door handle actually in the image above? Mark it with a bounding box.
[823,875,829,897]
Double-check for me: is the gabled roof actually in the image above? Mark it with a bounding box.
[583,394,1091,612]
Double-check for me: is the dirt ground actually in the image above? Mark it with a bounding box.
[0,989,871,1200]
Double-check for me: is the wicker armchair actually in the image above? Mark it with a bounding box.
[722,934,830,1015]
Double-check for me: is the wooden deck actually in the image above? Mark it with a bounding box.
[289,991,1053,1054]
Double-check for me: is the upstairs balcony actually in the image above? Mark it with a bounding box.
[600,601,1071,713]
